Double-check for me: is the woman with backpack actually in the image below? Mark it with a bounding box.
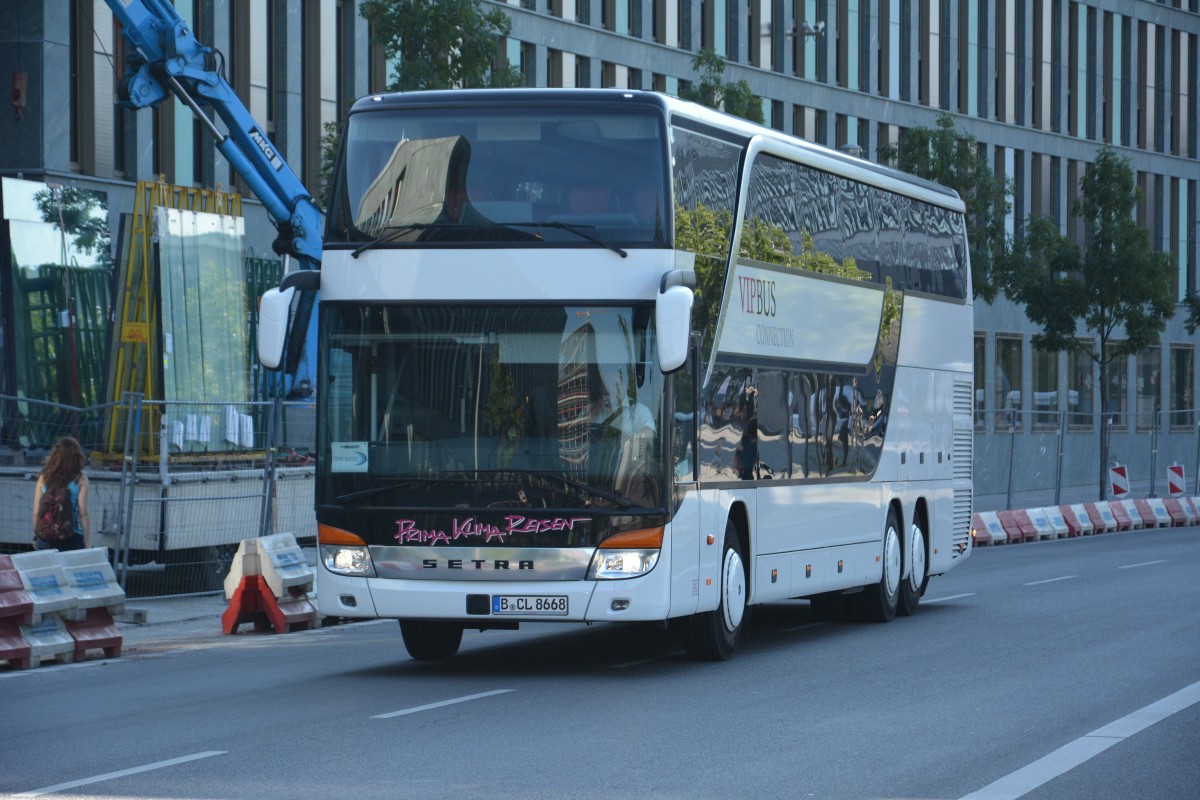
[31,436,90,551]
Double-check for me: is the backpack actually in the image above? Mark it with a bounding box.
[35,486,75,544]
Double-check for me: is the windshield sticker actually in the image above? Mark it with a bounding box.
[330,441,369,473]
[395,516,590,545]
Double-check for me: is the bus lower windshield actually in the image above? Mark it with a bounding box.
[328,106,670,248]
[319,304,667,514]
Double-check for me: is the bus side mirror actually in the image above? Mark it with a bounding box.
[257,286,295,369]
[258,268,320,370]
[656,284,694,373]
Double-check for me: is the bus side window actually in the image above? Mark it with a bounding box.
[673,345,697,482]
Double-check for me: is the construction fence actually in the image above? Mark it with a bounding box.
[0,393,314,597]
[974,408,1200,510]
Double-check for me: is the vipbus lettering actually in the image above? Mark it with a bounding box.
[739,276,777,317]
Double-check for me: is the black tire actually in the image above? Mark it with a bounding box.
[854,506,901,623]
[898,515,929,617]
[400,620,464,661]
[684,519,747,661]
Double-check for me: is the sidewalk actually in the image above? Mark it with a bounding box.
[115,593,233,651]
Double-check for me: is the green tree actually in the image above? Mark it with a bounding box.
[34,187,112,269]
[1008,148,1175,500]
[318,118,342,208]
[878,113,1011,302]
[1184,293,1200,335]
[679,49,764,124]
[360,0,524,92]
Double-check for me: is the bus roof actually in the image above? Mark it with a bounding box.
[349,88,964,212]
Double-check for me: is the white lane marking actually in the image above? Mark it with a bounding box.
[371,689,513,719]
[1024,575,1077,586]
[1118,560,1167,570]
[959,679,1200,800]
[923,592,977,604]
[782,621,829,633]
[14,751,225,797]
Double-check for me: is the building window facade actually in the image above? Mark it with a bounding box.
[995,335,1022,430]
[1105,347,1129,431]
[1033,346,1059,430]
[1170,345,1195,428]
[1068,340,1094,429]
[1136,346,1162,431]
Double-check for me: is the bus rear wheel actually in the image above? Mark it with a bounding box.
[684,520,746,661]
[899,516,928,616]
[854,507,900,623]
[400,620,464,661]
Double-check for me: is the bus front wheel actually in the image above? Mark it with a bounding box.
[684,520,747,661]
[400,620,464,661]
[855,507,901,623]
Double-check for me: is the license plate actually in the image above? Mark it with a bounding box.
[492,595,569,616]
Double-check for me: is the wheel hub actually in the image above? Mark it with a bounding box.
[884,525,901,597]
[909,524,927,591]
[721,549,746,631]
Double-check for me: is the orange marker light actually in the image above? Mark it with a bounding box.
[318,523,365,546]
[598,526,664,549]
[706,534,715,545]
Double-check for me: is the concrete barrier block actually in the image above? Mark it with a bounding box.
[1146,498,1174,527]
[9,551,79,623]
[975,511,1007,545]
[1041,507,1070,538]
[56,549,125,615]
[1086,503,1118,533]
[1162,498,1190,526]
[1119,499,1146,529]
[65,607,122,661]
[224,539,262,601]
[18,614,75,667]
[1134,499,1162,528]
[0,617,32,669]
[1177,498,1198,525]
[971,514,991,546]
[1058,505,1083,536]
[1186,497,1200,522]
[1108,501,1133,531]
[0,557,35,624]
[1016,510,1039,541]
[996,510,1027,543]
[258,533,315,599]
[1067,504,1095,535]
[1026,507,1056,540]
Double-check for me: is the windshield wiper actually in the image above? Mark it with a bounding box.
[350,223,450,258]
[524,471,636,509]
[505,221,627,258]
[334,481,421,504]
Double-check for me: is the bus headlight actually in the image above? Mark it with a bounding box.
[318,523,376,577]
[587,527,664,580]
[588,549,660,579]
[321,545,376,577]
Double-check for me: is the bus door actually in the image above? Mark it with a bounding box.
[668,341,702,618]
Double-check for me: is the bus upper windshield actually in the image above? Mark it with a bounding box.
[329,106,670,249]
[320,304,667,516]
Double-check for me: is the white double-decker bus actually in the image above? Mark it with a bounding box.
[263,89,973,661]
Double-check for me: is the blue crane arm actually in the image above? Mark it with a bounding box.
[104,0,323,269]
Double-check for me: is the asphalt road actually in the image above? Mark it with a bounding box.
[3,527,1198,800]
